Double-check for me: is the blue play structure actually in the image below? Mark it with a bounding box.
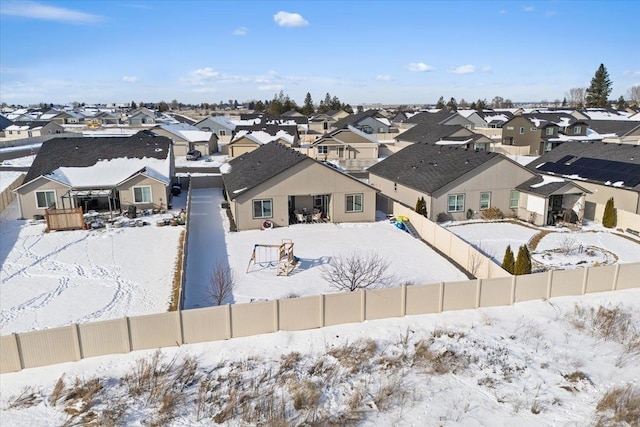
[392,216,409,233]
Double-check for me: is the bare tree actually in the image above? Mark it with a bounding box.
[567,88,586,108]
[628,85,640,106]
[320,251,393,292]
[207,260,236,305]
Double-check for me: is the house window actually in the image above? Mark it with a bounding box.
[252,199,272,218]
[323,122,328,130]
[506,126,514,130]
[448,194,464,212]
[378,127,384,133]
[8,130,12,134]
[219,130,226,136]
[480,192,491,210]
[546,127,554,136]
[133,186,152,203]
[35,190,56,209]
[519,127,525,134]
[530,127,537,131]
[317,146,328,154]
[574,125,582,134]
[510,190,520,209]
[346,193,363,212]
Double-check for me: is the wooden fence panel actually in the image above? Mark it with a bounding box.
[128,312,182,351]
[365,287,403,320]
[278,296,322,331]
[78,318,130,358]
[17,326,81,369]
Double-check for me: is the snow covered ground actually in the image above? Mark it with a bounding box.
[1,288,638,426]
[0,171,24,193]
[184,189,468,308]
[174,152,228,168]
[0,199,185,335]
[448,221,640,269]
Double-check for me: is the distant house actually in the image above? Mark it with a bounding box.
[14,132,174,220]
[331,110,395,134]
[502,112,591,155]
[221,142,377,231]
[51,110,86,125]
[586,120,640,144]
[308,113,337,134]
[125,107,157,125]
[90,111,121,125]
[526,141,640,216]
[2,121,64,141]
[227,128,298,158]
[194,116,236,141]
[309,126,379,162]
[368,143,537,222]
[152,123,218,157]
[400,110,475,131]
[394,124,493,151]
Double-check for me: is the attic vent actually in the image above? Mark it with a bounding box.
[75,146,79,150]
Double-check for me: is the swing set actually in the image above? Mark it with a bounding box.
[247,239,299,276]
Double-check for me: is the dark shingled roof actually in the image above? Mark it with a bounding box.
[331,110,381,129]
[368,143,500,194]
[396,124,465,143]
[586,120,640,137]
[222,142,308,199]
[403,110,458,125]
[515,176,589,197]
[24,132,172,184]
[526,141,640,191]
[0,114,13,130]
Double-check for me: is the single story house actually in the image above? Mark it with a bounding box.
[526,141,640,216]
[2,121,65,141]
[368,143,537,222]
[227,129,298,158]
[221,142,377,231]
[14,132,174,220]
[152,123,218,157]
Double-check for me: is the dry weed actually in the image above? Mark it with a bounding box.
[594,384,640,427]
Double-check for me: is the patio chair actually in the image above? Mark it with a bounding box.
[311,212,323,223]
[295,212,306,223]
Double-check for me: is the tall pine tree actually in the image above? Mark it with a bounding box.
[514,245,532,275]
[301,92,314,115]
[586,64,613,108]
[436,96,445,109]
[501,245,515,274]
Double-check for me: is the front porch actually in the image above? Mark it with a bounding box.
[516,177,591,227]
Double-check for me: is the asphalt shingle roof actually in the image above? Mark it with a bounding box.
[331,110,380,129]
[526,141,640,191]
[368,143,500,194]
[403,110,457,125]
[395,124,465,143]
[24,132,172,184]
[222,142,308,199]
[586,120,640,137]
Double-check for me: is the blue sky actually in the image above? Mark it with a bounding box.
[1,0,638,106]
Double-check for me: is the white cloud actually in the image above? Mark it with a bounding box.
[0,1,102,24]
[122,76,138,83]
[273,11,309,27]
[407,62,435,72]
[623,70,640,76]
[524,6,534,12]
[259,84,285,91]
[376,75,394,81]
[450,65,476,74]
[182,67,222,85]
[233,27,248,36]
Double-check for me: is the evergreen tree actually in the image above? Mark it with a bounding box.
[157,101,169,112]
[301,92,314,115]
[131,100,137,109]
[514,245,532,275]
[615,96,627,110]
[562,97,567,107]
[476,99,488,110]
[469,101,477,110]
[446,97,458,111]
[602,197,617,228]
[343,104,354,114]
[436,96,445,109]
[501,245,515,274]
[254,100,265,112]
[414,197,428,218]
[586,64,613,108]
